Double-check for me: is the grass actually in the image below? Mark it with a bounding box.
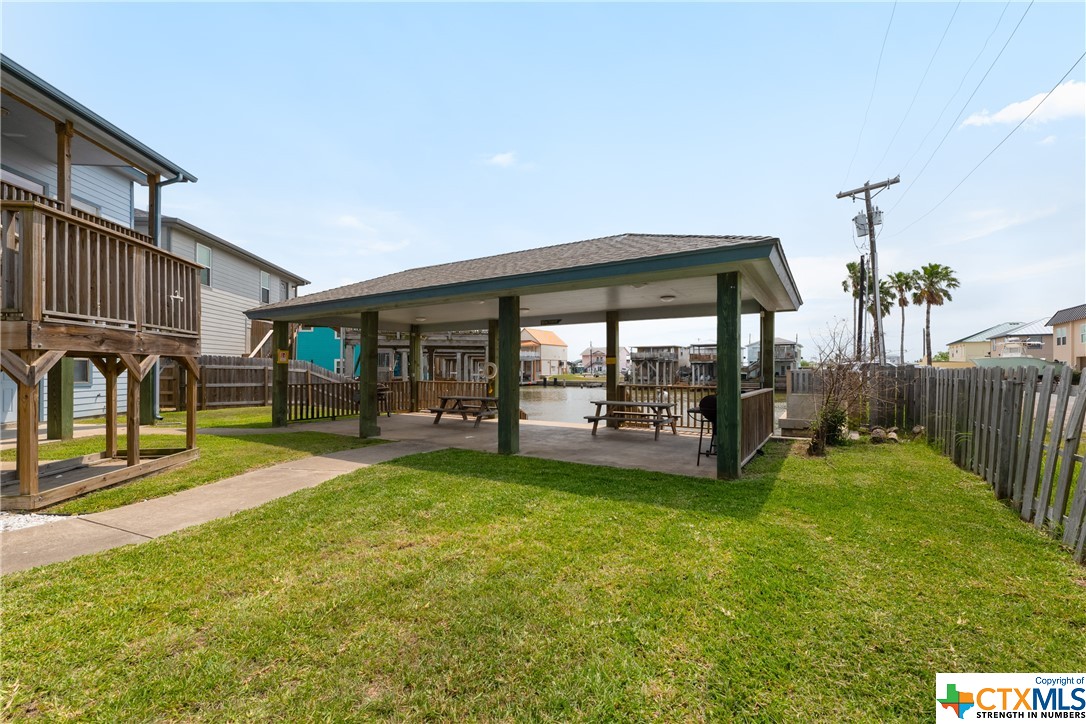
[1,432,379,515]
[81,405,281,429]
[3,441,1084,720]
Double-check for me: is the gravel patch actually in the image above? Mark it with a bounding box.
[0,511,71,532]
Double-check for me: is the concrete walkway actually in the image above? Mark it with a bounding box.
[0,440,442,575]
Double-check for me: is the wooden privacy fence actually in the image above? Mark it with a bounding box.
[160,356,354,410]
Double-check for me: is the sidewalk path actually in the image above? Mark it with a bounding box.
[1,440,443,575]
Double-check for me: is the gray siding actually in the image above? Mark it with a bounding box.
[1,139,134,225]
[200,286,253,356]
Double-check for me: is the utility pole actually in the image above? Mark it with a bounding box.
[857,254,866,359]
[837,175,900,365]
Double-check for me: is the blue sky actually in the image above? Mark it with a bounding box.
[3,2,1083,361]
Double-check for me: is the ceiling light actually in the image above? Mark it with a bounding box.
[414,316,427,322]
[520,307,530,312]
[659,295,676,303]
[0,107,9,118]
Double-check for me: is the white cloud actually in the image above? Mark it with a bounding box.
[334,214,377,233]
[1040,135,1057,145]
[938,205,1059,246]
[485,151,517,167]
[962,80,1085,127]
[969,251,1085,284]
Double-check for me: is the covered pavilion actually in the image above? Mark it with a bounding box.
[246,233,802,479]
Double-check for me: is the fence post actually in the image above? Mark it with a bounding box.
[1034,369,1073,531]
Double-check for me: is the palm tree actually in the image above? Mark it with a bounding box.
[842,261,863,356]
[911,263,960,365]
[888,270,918,363]
[865,278,896,361]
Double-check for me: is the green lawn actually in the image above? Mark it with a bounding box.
[3,442,1084,720]
[81,405,282,429]
[2,432,378,515]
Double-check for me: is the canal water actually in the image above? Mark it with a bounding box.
[519,385,603,424]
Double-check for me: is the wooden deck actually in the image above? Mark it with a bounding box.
[1,182,203,508]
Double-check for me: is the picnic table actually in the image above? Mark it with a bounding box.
[585,400,679,440]
[428,395,499,428]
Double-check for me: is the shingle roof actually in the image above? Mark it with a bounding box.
[949,322,1021,345]
[255,233,774,312]
[1046,303,1086,327]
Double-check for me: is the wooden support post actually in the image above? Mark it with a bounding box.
[16,377,39,497]
[178,357,200,450]
[760,310,775,390]
[358,311,381,438]
[104,358,119,458]
[46,357,74,440]
[55,121,73,209]
[272,321,290,427]
[126,365,141,466]
[487,318,498,398]
[140,368,155,425]
[498,296,520,455]
[606,311,620,428]
[410,324,422,412]
[717,272,742,480]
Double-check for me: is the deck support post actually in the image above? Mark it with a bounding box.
[16,376,39,496]
[46,358,74,440]
[358,311,381,438]
[498,296,520,454]
[126,365,141,467]
[606,311,620,428]
[717,272,742,480]
[272,321,290,427]
[104,358,119,458]
[409,324,422,412]
[178,356,200,450]
[487,318,499,398]
[760,309,775,390]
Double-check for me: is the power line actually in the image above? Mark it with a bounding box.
[896,2,1012,181]
[889,50,1086,239]
[889,0,1034,214]
[840,2,898,188]
[870,1,961,178]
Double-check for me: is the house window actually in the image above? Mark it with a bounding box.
[1056,327,1068,346]
[73,359,91,385]
[280,280,289,301]
[196,244,212,286]
[1080,324,1085,344]
[334,359,344,375]
[261,271,271,303]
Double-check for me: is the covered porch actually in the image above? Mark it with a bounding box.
[248,233,802,479]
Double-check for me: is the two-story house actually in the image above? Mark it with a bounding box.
[988,319,1053,361]
[1047,303,1086,371]
[628,345,690,385]
[520,328,567,382]
[946,322,1021,363]
[580,346,629,375]
[745,337,802,384]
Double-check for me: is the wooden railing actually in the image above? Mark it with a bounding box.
[1,182,200,338]
[740,388,775,466]
[387,380,487,411]
[622,384,716,429]
[287,381,358,422]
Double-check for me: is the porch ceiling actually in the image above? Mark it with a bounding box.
[1,55,195,182]
[247,233,802,333]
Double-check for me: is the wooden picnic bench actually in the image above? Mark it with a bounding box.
[428,395,499,428]
[585,400,679,440]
